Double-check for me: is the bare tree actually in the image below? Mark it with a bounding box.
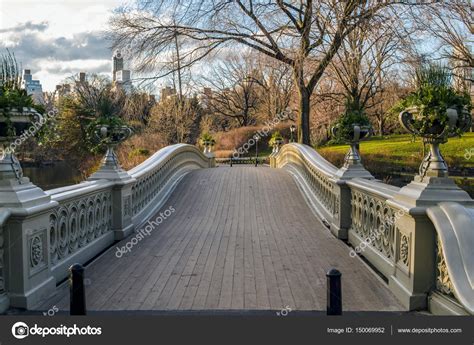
[110,0,413,144]
[149,96,203,144]
[329,12,410,134]
[253,55,294,122]
[411,1,472,90]
[203,55,261,127]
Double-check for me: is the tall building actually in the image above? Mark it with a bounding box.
[22,69,44,104]
[112,50,132,93]
[112,51,124,82]
[79,72,86,84]
[160,86,176,101]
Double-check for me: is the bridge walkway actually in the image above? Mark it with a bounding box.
[35,166,403,312]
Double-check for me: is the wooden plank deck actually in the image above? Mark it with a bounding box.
[35,166,404,312]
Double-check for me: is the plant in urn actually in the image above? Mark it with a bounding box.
[331,101,374,179]
[88,116,133,181]
[394,64,472,206]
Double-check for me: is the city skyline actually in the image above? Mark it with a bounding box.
[0,0,124,91]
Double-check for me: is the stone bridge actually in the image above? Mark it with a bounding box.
[0,142,473,315]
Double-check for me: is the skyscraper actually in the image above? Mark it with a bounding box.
[112,51,124,82]
[22,69,44,104]
[112,50,132,93]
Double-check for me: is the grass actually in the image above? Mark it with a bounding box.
[317,133,474,196]
[317,133,474,173]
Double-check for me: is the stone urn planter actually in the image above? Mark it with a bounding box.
[202,139,215,155]
[0,107,43,181]
[88,123,133,181]
[331,123,372,167]
[270,137,284,155]
[399,106,471,179]
[200,133,216,156]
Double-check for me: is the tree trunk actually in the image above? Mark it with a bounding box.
[378,117,384,136]
[297,86,311,145]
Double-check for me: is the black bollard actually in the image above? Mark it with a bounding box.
[326,268,342,315]
[69,263,86,315]
[230,157,233,167]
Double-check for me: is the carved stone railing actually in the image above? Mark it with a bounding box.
[129,144,210,227]
[273,143,474,315]
[427,203,474,315]
[45,181,115,282]
[274,144,340,229]
[345,179,401,279]
[0,143,212,311]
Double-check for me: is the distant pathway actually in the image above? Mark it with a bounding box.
[36,166,403,312]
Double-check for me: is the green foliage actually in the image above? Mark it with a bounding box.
[0,49,35,113]
[0,49,44,137]
[200,132,216,146]
[391,64,471,136]
[331,99,371,144]
[89,115,126,128]
[268,130,283,146]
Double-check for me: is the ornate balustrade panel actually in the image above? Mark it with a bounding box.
[346,178,401,278]
[46,181,115,281]
[427,203,474,315]
[274,144,339,223]
[129,144,210,223]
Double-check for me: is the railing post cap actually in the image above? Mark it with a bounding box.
[326,268,341,277]
[69,263,84,272]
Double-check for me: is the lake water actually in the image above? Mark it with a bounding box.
[23,161,83,191]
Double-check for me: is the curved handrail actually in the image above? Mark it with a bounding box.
[276,143,338,177]
[0,209,11,228]
[274,144,340,224]
[128,144,204,177]
[427,202,474,314]
[128,144,210,219]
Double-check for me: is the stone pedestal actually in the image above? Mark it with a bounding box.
[388,175,473,310]
[331,143,373,239]
[204,152,216,168]
[88,148,136,240]
[0,176,58,310]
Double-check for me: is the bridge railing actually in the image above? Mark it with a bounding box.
[274,143,474,315]
[0,143,212,311]
[274,144,340,228]
[345,178,400,279]
[129,144,210,226]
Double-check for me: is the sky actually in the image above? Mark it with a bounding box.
[0,0,126,91]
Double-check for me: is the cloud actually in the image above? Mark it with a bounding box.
[0,21,49,34]
[1,31,111,62]
[0,21,114,89]
[41,59,110,76]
